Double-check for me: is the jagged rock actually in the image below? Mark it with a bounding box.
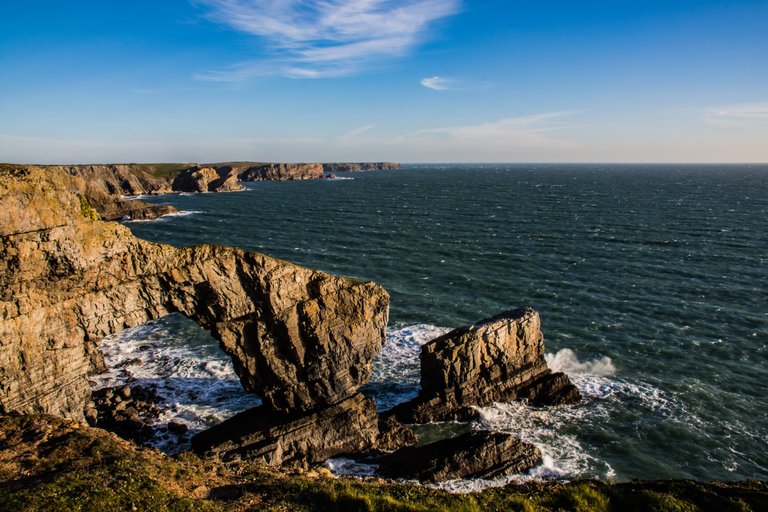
[191,393,379,468]
[387,307,580,423]
[0,165,389,419]
[376,431,542,482]
[322,163,400,172]
[88,384,164,443]
[95,198,177,221]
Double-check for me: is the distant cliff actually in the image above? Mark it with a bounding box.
[223,162,325,181]
[322,162,400,172]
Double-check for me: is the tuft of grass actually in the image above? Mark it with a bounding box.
[133,163,192,178]
[77,193,100,221]
[554,482,611,512]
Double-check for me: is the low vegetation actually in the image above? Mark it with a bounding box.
[0,415,764,512]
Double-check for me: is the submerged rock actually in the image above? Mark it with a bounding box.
[191,393,379,467]
[388,307,581,423]
[376,431,542,482]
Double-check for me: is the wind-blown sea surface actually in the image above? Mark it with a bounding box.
[94,164,767,489]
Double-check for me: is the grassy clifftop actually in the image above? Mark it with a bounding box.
[0,415,765,512]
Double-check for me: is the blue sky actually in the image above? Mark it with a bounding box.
[1,0,767,163]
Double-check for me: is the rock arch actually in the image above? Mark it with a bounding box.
[0,167,388,420]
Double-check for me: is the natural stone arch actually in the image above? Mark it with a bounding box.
[0,167,388,420]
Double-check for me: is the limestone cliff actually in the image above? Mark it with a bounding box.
[322,162,401,172]
[0,165,389,421]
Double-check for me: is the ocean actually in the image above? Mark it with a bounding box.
[93,164,768,490]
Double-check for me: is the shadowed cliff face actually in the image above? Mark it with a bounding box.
[0,166,389,419]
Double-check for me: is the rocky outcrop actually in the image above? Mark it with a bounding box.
[0,165,389,426]
[388,307,581,423]
[322,163,401,172]
[51,164,180,196]
[0,164,572,478]
[234,163,324,181]
[376,431,542,482]
[192,393,379,467]
[172,167,244,193]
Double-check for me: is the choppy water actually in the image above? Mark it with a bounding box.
[99,164,767,487]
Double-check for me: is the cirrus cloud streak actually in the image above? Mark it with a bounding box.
[194,0,460,80]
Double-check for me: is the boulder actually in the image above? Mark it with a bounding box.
[191,393,379,467]
[376,415,418,452]
[388,307,580,423]
[87,384,164,443]
[376,431,542,482]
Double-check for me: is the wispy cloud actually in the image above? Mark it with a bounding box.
[704,102,768,127]
[194,0,460,80]
[403,112,579,146]
[420,76,453,90]
[337,124,377,144]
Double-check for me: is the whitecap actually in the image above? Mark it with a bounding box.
[546,348,616,376]
[325,457,377,477]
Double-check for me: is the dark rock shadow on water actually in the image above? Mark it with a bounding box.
[359,382,419,412]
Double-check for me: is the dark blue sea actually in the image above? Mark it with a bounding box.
[95,164,768,489]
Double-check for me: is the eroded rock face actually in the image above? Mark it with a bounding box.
[0,166,388,420]
[191,393,379,467]
[376,431,542,482]
[236,163,324,181]
[388,307,581,423]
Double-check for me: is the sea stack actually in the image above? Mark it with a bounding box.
[387,307,581,424]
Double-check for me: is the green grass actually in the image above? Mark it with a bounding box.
[1,415,766,512]
[132,163,193,178]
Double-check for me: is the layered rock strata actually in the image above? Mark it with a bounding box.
[388,307,581,423]
[234,163,324,181]
[376,431,542,482]
[0,166,389,436]
[192,393,379,466]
